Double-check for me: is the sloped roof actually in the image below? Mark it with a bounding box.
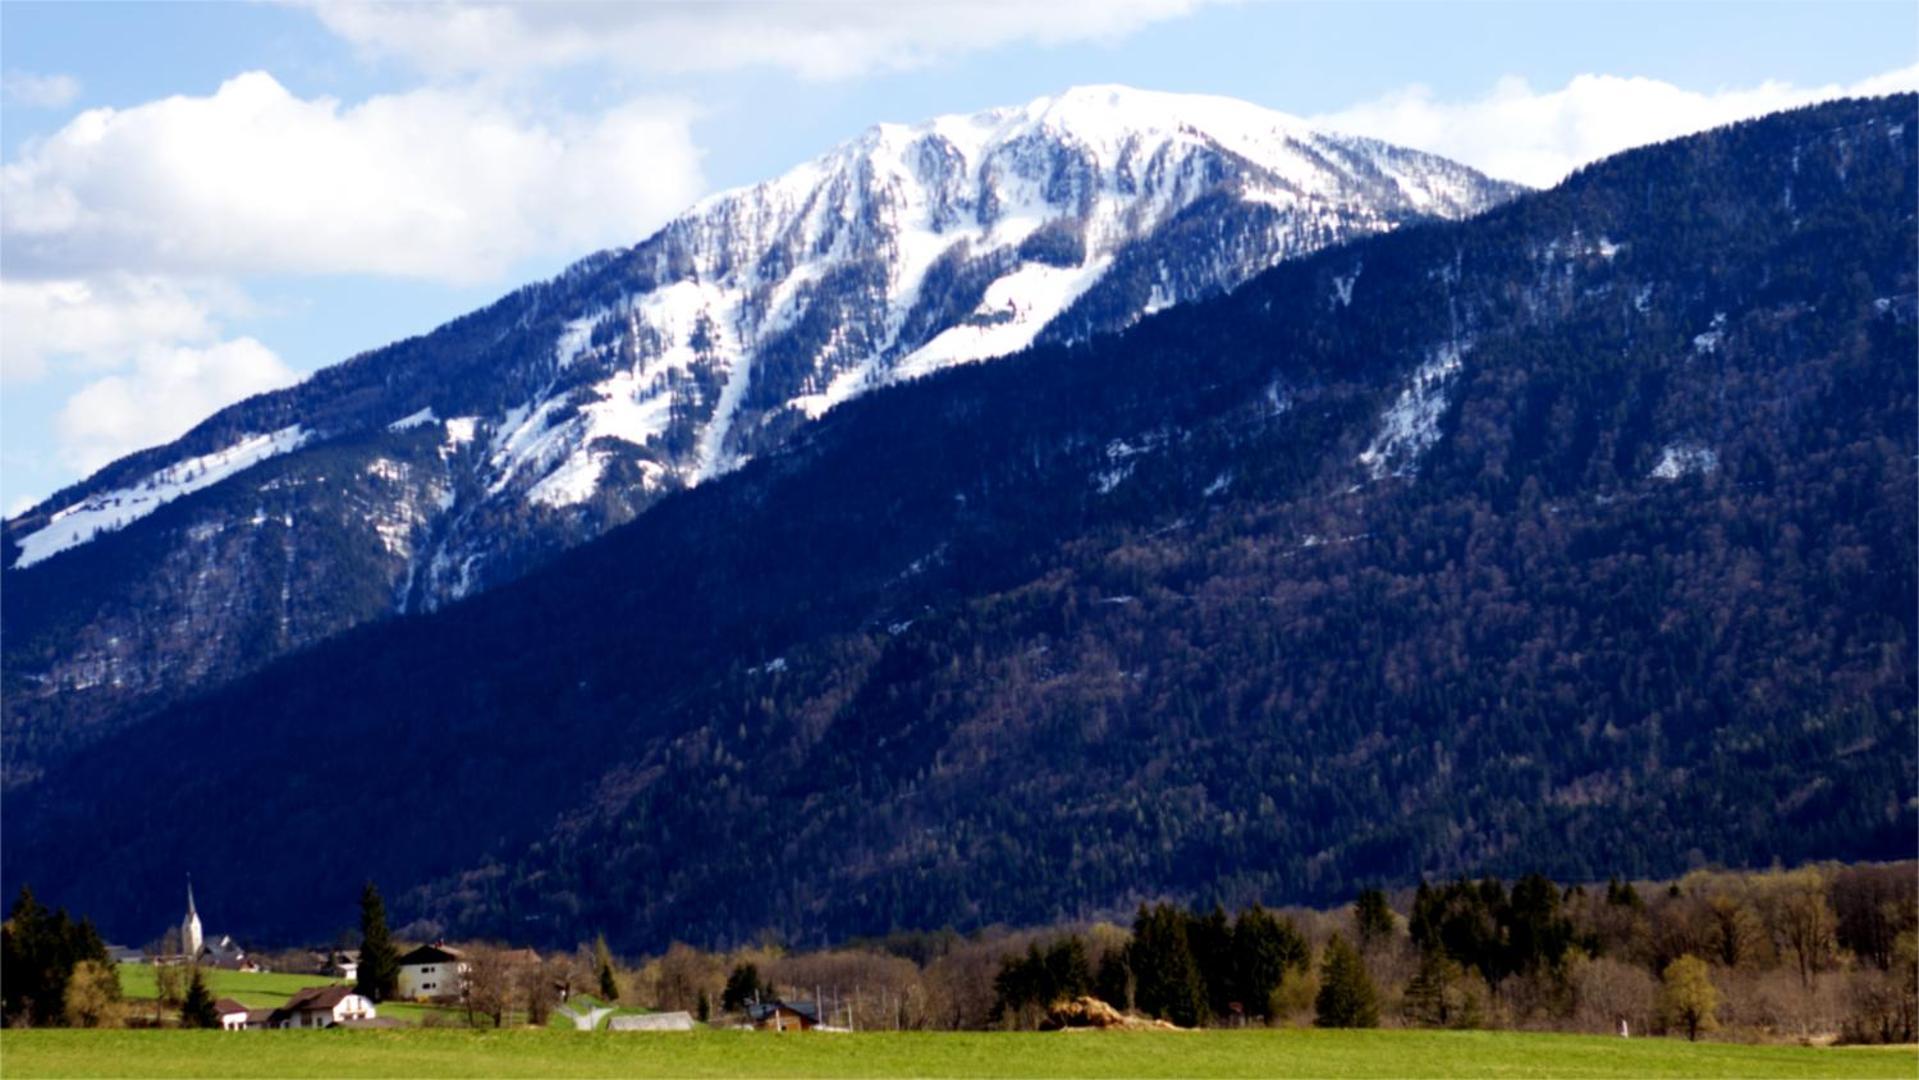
[283,985,357,1012]
[212,998,249,1016]
[610,1011,696,1031]
[746,1000,819,1023]
[397,944,462,966]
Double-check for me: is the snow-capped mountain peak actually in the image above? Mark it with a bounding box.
[8,87,1523,616]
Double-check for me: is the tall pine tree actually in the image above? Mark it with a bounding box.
[1233,903,1307,1020]
[1314,933,1380,1028]
[594,934,620,1002]
[1128,903,1206,1027]
[1353,889,1395,954]
[355,881,399,1003]
[179,967,219,1029]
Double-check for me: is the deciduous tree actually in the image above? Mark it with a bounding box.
[1657,955,1718,1041]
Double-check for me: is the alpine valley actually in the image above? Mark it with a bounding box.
[0,86,1520,787]
[2,94,1913,954]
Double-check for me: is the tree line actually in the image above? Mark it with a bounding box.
[7,860,1914,1041]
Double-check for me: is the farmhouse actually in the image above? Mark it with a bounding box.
[272,985,378,1029]
[319,949,360,981]
[396,942,466,1000]
[213,999,252,1031]
[746,1000,820,1031]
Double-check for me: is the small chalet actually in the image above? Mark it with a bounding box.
[396,943,465,1001]
[213,999,252,1031]
[272,985,377,1029]
[746,1000,819,1032]
[320,949,360,981]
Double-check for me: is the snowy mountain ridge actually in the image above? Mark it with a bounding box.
[489,84,1510,508]
[2,87,1522,782]
[10,85,1518,591]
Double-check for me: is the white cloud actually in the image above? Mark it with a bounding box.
[0,274,247,382]
[1,71,705,282]
[53,338,302,474]
[2,71,81,109]
[1313,65,1919,188]
[306,0,1204,81]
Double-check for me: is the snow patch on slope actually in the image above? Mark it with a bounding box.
[12,426,310,569]
[1357,344,1466,479]
[1650,443,1718,480]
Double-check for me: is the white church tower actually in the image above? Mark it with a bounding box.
[181,876,203,960]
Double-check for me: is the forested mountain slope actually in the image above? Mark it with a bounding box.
[0,86,1518,788]
[5,96,1911,951]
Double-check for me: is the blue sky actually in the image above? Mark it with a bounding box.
[3,1,1914,513]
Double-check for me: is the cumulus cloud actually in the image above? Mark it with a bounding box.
[306,0,1204,81]
[0,275,248,382]
[1,71,705,282]
[53,338,302,474]
[2,71,81,108]
[1313,65,1919,188]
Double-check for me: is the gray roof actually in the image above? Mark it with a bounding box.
[608,1012,697,1031]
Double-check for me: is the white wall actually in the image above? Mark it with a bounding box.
[397,961,464,1000]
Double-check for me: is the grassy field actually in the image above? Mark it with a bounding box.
[114,967,455,1026]
[3,1028,1913,1079]
[116,967,342,1006]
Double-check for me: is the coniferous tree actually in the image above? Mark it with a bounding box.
[696,989,711,1023]
[991,937,1093,1025]
[179,967,219,1029]
[1,886,112,1027]
[1186,905,1238,1019]
[595,934,620,1002]
[1314,933,1380,1028]
[1233,904,1307,1020]
[1094,947,1132,1012]
[354,882,399,1003]
[1354,889,1396,954]
[722,963,763,1012]
[1401,949,1480,1029]
[1042,936,1093,1002]
[1129,903,1206,1027]
[1506,873,1574,976]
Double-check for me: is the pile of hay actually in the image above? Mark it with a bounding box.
[1042,997,1184,1031]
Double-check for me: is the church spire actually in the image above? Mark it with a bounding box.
[181,872,203,960]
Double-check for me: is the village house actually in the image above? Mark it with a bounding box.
[745,1000,820,1032]
[395,943,465,1001]
[271,985,378,1029]
[319,949,360,981]
[213,999,252,1031]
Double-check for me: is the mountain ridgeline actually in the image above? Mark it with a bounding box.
[0,87,1519,788]
[4,96,1914,953]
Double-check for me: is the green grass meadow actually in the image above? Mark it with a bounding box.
[4,1028,1914,1079]
[113,966,456,1026]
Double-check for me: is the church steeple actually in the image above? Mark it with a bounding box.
[181,874,203,960]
